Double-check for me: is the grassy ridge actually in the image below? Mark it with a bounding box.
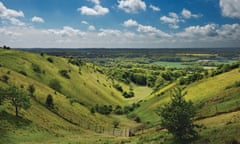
[135,69,240,124]
[0,49,130,143]
[0,49,124,106]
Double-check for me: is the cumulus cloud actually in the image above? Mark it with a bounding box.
[220,0,240,19]
[45,26,85,37]
[98,29,121,37]
[31,16,44,23]
[181,8,200,19]
[81,21,89,25]
[0,2,25,26]
[118,0,146,13]
[88,25,95,31]
[149,4,160,12]
[160,12,180,29]
[123,19,139,27]
[88,0,100,5]
[77,0,109,16]
[78,5,109,16]
[177,24,218,38]
[137,24,170,38]
[1,23,239,48]
[123,19,170,38]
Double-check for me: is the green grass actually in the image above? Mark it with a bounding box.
[1,48,240,143]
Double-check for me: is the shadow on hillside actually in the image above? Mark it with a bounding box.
[0,112,32,143]
[0,112,32,127]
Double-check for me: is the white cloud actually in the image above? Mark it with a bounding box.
[137,24,170,38]
[45,26,85,37]
[181,8,200,19]
[88,25,95,31]
[88,0,100,5]
[123,19,139,27]
[161,12,179,23]
[77,0,109,16]
[98,29,121,37]
[77,5,109,16]
[220,0,240,19]
[118,0,146,13]
[81,21,89,25]
[177,24,218,38]
[149,4,160,12]
[160,12,180,29]
[123,19,170,38]
[1,23,240,48]
[31,16,44,23]
[217,23,240,40]
[0,2,25,26]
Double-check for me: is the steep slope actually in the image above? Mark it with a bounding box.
[0,49,124,106]
[135,68,240,124]
[0,49,132,143]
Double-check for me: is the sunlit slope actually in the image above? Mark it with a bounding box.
[0,66,115,126]
[135,68,240,124]
[0,49,124,106]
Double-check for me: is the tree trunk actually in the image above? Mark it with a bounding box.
[15,106,18,117]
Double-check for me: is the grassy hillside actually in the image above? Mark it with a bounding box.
[0,49,137,143]
[0,49,124,107]
[0,48,240,144]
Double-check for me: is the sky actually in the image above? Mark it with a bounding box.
[0,0,240,48]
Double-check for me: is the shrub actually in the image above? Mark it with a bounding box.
[114,105,124,115]
[47,57,54,63]
[59,70,70,79]
[32,64,41,73]
[123,91,134,98]
[1,75,9,83]
[28,84,35,97]
[113,84,123,92]
[46,94,54,109]
[19,70,27,76]
[49,79,62,92]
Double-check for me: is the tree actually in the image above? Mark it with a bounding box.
[1,75,9,83]
[28,84,35,97]
[46,94,54,108]
[0,87,6,105]
[49,79,62,92]
[157,88,197,142]
[5,86,31,117]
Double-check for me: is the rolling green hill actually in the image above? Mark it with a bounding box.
[0,48,135,143]
[0,48,240,144]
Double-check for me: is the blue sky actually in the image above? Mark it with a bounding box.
[0,0,240,48]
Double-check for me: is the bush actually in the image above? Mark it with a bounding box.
[59,70,70,79]
[49,79,62,92]
[32,64,41,73]
[94,104,112,115]
[46,94,54,109]
[123,91,134,98]
[1,75,9,83]
[114,105,124,115]
[47,57,54,63]
[113,84,123,92]
[68,58,83,66]
[19,70,27,76]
